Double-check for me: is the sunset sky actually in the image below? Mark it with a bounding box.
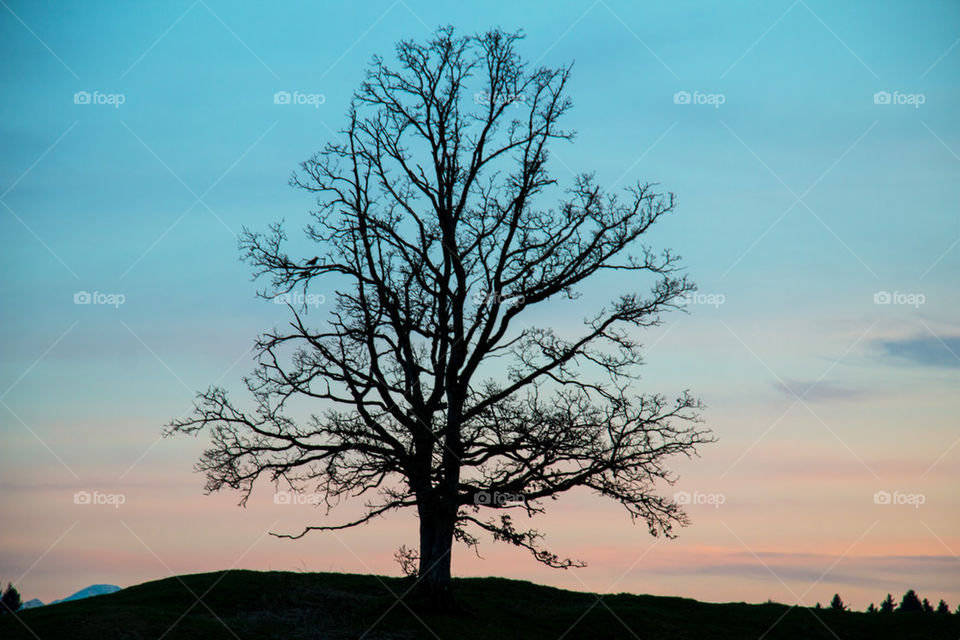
[1,0,958,610]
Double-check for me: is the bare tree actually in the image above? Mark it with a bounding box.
[168,26,712,609]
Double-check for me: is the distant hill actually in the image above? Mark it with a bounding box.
[1,570,956,639]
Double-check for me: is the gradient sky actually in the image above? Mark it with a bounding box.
[1,0,958,611]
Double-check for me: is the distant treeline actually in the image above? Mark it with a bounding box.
[815,589,956,614]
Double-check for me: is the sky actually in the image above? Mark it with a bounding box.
[1,0,958,612]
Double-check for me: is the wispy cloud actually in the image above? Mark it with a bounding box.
[772,379,868,403]
[635,550,960,591]
[874,335,960,369]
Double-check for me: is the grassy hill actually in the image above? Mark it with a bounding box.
[2,570,957,639]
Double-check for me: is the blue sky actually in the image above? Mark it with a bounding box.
[1,0,958,608]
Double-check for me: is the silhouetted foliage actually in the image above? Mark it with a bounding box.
[0,582,21,613]
[394,545,419,578]
[922,598,934,613]
[167,26,711,608]
[829,594,846,611]
[880,594,896,613]
[936,599,951,615]
[814,602,822,609]
[866,603,877,613]
[899,589,923,613]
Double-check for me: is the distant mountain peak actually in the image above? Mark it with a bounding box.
[49,584,121,605]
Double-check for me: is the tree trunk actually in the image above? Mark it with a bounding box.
[414,497,457,611]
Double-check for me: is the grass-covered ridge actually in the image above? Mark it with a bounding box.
[2,570,956,639]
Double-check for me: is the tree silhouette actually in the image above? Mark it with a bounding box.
[880,594,896,613]
[922,598,934,613]
[829,593,846,611]
[0,582,21,613]
[393,544,419,578]
[866,603,877,613]
[167,26,711,607]
[936,600,951,615]
[898,589,923,613]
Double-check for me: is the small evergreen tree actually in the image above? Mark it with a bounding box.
[829,594,846,611]
[866,603,877,613]
[1,582,22,613]
[922,598,934,613]
[880,594,896,613]
[936,599,950,614]
[898,589,923,613]
[814,602,822,609]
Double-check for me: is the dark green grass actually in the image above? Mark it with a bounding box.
[2,570,956,639]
